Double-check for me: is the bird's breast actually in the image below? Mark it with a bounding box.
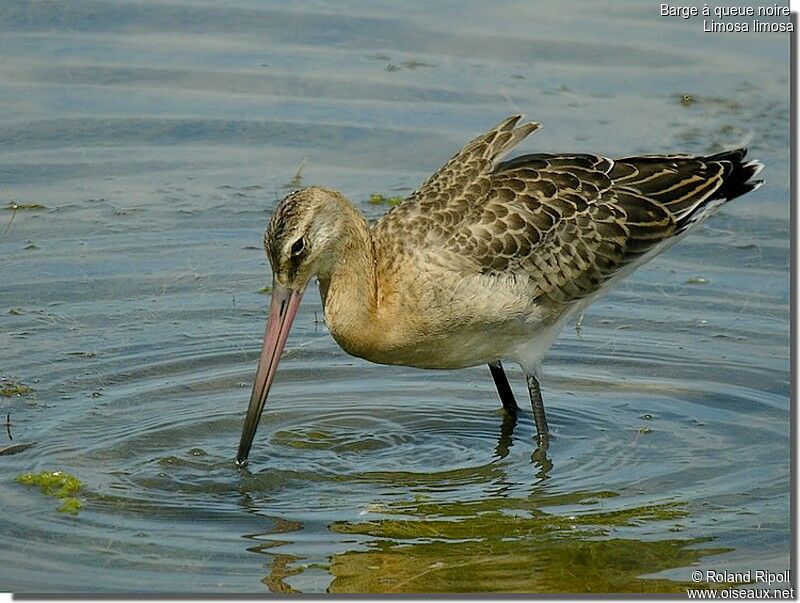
[320,250,566,370]
[324,290,555,371]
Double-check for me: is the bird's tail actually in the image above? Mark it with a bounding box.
[675,148,764,233]
[705,148,764,201]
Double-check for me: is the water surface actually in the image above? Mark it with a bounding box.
[0,0,790,593]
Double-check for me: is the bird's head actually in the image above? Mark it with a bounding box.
[237,186,353,465]
[265,186,353,293]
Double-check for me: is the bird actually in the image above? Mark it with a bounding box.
[236,114,763,465]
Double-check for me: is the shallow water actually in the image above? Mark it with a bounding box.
[0,0,790,594]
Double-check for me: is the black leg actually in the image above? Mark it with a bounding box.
[526,372,550,449]
[488,361,519,417]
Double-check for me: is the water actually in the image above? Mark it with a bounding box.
[0,0,790,594]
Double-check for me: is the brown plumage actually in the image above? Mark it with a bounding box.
[236,115,763,464]
[375,116,761,307]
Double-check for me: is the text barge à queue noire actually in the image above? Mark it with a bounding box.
[661,4,794,31]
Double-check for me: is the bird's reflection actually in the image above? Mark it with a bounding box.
[492,408,553,479]
[531,443,553,479]
[492,411,517,459]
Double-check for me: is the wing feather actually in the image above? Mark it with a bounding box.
[374,117,762,308]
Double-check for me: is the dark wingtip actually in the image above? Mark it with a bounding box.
[674,150,764,233]
[706,147,748,163]
[715,152,765,201]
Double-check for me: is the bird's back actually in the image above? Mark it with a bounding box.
[373,116,763,311]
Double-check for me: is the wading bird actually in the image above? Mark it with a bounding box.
[237,115,763,464]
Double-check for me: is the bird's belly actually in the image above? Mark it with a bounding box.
[336,318,559,371]
[369,330,517,369]
[325,266,571,370]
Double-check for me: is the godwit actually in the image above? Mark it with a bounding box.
[236,115,763,464]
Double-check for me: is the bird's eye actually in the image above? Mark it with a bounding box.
[290,237,305,256]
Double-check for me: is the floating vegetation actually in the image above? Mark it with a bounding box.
[4,202,47,211]
[17,470,82,497]
[638,425,654,435]
[324,493,730,594]
[0,378,32,397]
[65,351,98,358]
[680,94,695,106]
[273,428,337,450]
[368,194,404,207]
[17,470,84,514]
[24,241,39,250]
[365,54,434,71]
[8,308,23,315]
[685,277,709,285]
[258,285,273,294]
[57,498,84,514]
[402,59,435,70]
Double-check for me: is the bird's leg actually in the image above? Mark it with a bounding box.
[488,361,519,417]
[526,372,549,449]
[525,371,552,478]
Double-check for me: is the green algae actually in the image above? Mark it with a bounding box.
[273,429,337,450]
[18,470,82,497]
[57,498,84,514]
[4,202,47,211]
[368,194,404,207]
[17,470,85,514]
[0,378,32,397]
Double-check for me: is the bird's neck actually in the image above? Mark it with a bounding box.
[316,206,380,357]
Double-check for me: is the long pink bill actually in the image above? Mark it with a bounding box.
[236,283,303,465]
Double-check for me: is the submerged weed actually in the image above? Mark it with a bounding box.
[4,202,47,211]
[57,498,84,514]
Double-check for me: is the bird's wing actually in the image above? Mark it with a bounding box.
[409,114,540,209]
[433,150,761,305]
[373,115,539,241]
[609,149,761,231]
